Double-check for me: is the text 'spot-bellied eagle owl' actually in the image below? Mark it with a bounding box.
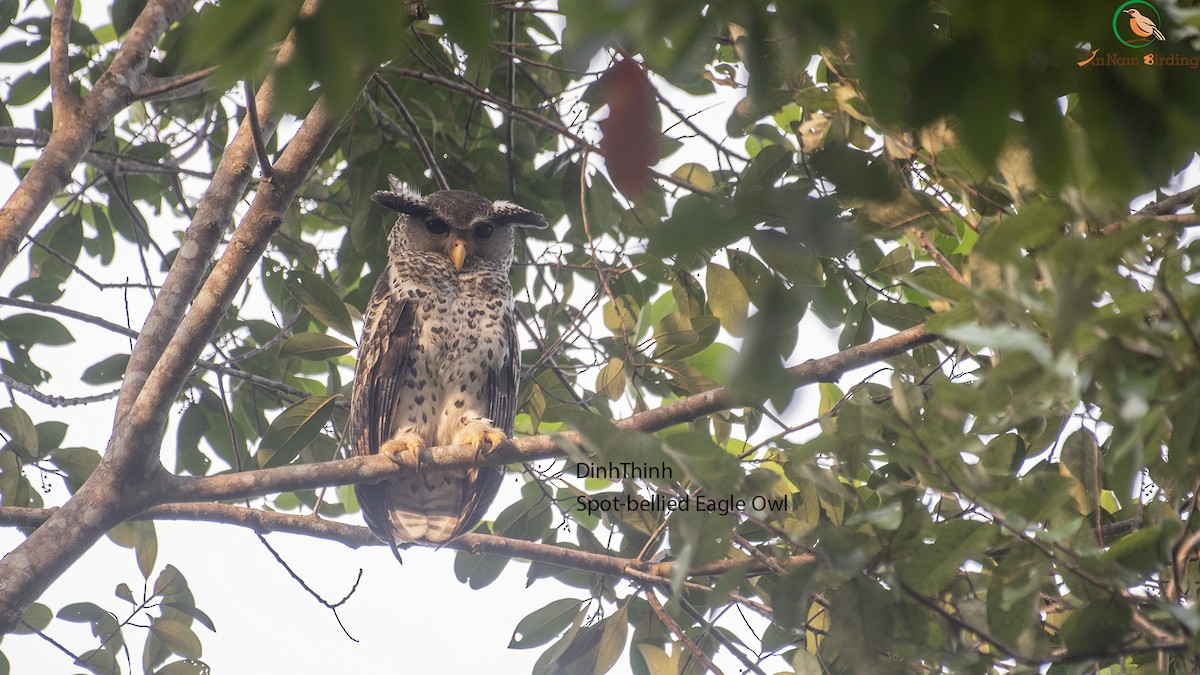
[349,178,547,557]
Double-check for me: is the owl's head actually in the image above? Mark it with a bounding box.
[373,179,547,273]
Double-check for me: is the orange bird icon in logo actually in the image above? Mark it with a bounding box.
[1125,8,1165,41]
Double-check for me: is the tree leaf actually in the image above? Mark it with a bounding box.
[1060,595,1131,655]
[153,564,188,598]
[277,332,353,361]
[256,395,338,469]
[0,313,74,346]
[0,406,37,458]
[148,618,203,660]
[81,354,130,385]
[671,163,715,192]
[595,357,626,401]
[509,598,582,649]
[706,263,749,336]
[284,271,355,339]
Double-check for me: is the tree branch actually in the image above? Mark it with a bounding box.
[0,503,810,582]
[0,0,192,274]
[386,67,710,195]
[164,324,936,501]
[0,24,370,639]
[371,74,448,190]
[49,0,82,119]
[112,0,322,426]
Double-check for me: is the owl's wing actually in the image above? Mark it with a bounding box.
[449,307,519,539]
[350,268,417,548]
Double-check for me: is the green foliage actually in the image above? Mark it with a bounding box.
[2,0,1200,672]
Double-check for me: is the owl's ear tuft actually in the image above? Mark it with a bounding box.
[491,201,548,229]
[373,189,431,218]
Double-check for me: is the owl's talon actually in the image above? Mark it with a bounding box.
[457,424,508,463]
[380,433,425,469]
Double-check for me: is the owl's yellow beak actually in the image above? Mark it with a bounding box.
[449,236,468,272]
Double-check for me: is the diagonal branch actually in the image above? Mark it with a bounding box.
[0,0,193,274]
[0,86,371,640]
[49,0,82,118]
[113,0,322,427]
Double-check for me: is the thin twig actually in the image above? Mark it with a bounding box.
[371,74,448,190]
[0,374,120,407]
[244,80,274,180]
[643,584,724,675]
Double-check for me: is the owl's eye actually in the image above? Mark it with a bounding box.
[473,223,495,240]
[425,218,450,236]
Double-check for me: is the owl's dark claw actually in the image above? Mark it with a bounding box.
[380,433,425,469]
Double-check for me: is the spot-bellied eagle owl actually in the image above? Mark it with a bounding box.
[349,179,547,557]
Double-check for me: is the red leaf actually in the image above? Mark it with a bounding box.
[598,59,658,200]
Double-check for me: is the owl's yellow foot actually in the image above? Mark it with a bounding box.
[456,423,508,459]
[380,432,425,468]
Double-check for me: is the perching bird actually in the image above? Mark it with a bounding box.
[349,178,547,558]
[1126,8,1165,41]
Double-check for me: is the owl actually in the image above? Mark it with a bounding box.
[349,179,547,558]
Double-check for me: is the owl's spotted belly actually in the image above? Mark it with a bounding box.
[394,289,509,448]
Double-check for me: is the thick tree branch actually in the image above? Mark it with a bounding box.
[0,0,192,274]
[0,66,371,644]
[49,0,82,118]
[0,503,811,582]
[113,0,323,426]
[166,324,936,502]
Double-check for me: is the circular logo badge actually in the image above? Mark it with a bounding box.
[1113,0,1164,48]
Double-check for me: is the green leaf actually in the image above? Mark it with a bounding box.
[594,603,629,674]
[284,271,355,340]
[453,550,509,590]
[509,598,583,649]
[0,406,37,458]
[278,332,353,361]
[57,602,110,624]
[256,395,338,469]
[739,142,792,189]
[977,200,1070,261]
[76,648,118,675]
[671,163,715,192]
[155,661,211,675]
[895,520,992,595]
[12,603,51,634]
[153,564,188,598]
[148,618,203,660]
[48,446,101,493]
[750,230,823,286]
[602,296,639,334]
[81,354,129,385]
[986,546,1045,656]
[0,39,48,63]
[706,263,749,337]
[162,602,217,632]
[596,357,626,401]
[6,63,49,106]
[0,313,74,346]
[1060,595,1131,655]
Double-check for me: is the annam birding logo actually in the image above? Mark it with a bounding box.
[1112,0,1166,48]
